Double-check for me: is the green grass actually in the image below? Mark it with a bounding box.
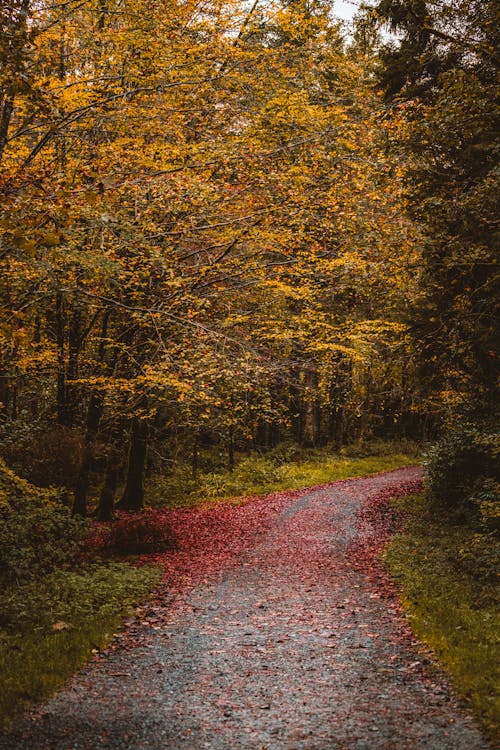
[148,440,421,508]
[0,563,161,729]
[384,492,499,739]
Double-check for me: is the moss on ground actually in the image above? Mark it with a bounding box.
[148,440,422,508]
[0,563,161,729]
[384,492,499,740]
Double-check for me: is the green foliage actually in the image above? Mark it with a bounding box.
[384,492,499,738]
[0,563,161,728]
[0,459,88,585]
[469,478,500,532]
[0,563,160,635]
[148,441,421,507]
[424,425,499,513]
[457,531,499,584]
[341,437,421,458]
[0,424,84,488]
[0,459,163,727]
[202,456,282,498]
[374,0,499,408]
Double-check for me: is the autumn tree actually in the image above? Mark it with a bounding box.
[0,0,425,515]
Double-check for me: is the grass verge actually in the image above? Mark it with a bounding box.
[149,440,421,508]
[384,492,499,739]
[0,562,161,729]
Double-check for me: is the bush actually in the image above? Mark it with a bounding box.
[469,478,500,532]
[200,456,281,498]
[147,466,200,507]
[342,438,421,459]
[457,531,499,583]
[385,491,499,735]
[93,511,176,556]
[0,460,88,585]
[0,425,84,488]
[424,425,499,512]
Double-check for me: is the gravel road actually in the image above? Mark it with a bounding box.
[1,467,491,750]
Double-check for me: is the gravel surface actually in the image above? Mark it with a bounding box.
[1,467,491,750]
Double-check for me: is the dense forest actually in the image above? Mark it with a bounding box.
[1,0,498,513]
[0,0,498,732]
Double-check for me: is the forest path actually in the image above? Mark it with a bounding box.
[1,467,491,750]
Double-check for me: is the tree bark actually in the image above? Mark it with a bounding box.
[55,291,67,424]
[66,304,82,425]
[72,391,104,516]
[117,417,148,511]
[0,94,14,163]
[228,425,235,472]
[192,434,199,479]
[97,446,119,521]
[302,370,317,448]
[72,309,111,516]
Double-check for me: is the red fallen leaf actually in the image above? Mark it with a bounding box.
[52,621,69,631]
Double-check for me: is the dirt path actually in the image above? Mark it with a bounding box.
[1,467,491,749]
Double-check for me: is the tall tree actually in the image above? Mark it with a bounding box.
[373,0,499,415]
[1,0,424,510]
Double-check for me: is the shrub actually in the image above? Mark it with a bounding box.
[0,425,84,488]
[0,460,88,585]
[424,425,499,512]
[93,511,176,556]
[147,466,200,507]
[457,532,499,584]
[199,456,281,498]
[469,478,500,532]
[0,562,162,727]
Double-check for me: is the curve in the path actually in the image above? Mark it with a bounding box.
[1,467,491,750]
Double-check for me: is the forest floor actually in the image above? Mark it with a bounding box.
[0,467,492,750]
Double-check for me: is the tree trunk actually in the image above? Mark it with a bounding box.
[0,371,8,420]
[66,304,82,426]
[73,448,91,517]
[55,291,67,424]
[302,370,317,448]
[228,426,235,472]
[0,94,14,163]
[97,447,119,521]
[192,434,199,479]
[72,391,104,516]
[329,405,344,451]
[117,418,148,511]
[72,310,111,516]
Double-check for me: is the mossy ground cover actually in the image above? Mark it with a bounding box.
[384,492,499,739]
[0,459,162,729]
[148,439,422,508]
[0,563,161,729]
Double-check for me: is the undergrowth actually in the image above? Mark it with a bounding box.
[0,459,162,729]
[384,492,499,739]
[148,439,421,508]
[0,563,161,729]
